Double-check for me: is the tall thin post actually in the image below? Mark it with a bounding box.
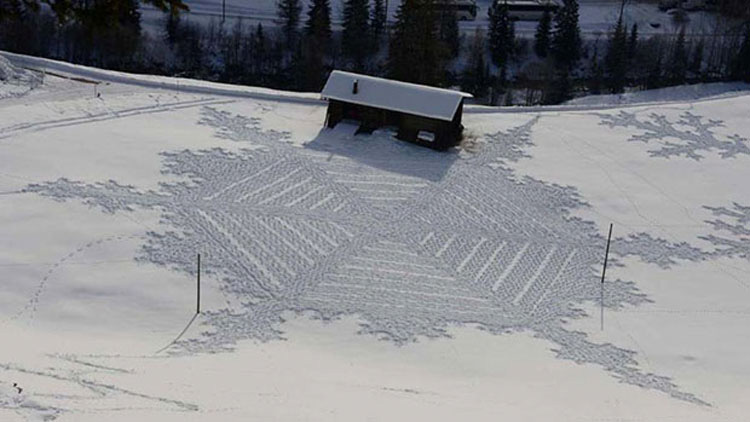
[197,253,201,314]
[600,224,613,331]
[222,0,226,24]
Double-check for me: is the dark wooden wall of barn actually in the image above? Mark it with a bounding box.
[325,99,464,151]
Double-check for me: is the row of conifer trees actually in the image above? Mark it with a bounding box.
[1,0,749,104]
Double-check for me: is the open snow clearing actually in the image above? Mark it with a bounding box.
[1,53,750,421]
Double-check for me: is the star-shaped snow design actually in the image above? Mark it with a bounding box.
[26,107,710,405]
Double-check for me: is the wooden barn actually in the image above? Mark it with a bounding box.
[321,71,473,151]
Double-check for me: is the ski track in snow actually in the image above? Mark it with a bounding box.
[24,106,729,407]
[0,360,199,419]
[1,353,197,420]
[0,96,234,141]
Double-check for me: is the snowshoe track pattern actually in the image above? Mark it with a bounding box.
[24,106,718,405]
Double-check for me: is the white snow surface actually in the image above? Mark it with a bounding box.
[1,52,750,422]
[321,70,472,121]
[0,56,43,99]
[566,82,750,106]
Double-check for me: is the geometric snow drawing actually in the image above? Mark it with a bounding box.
[598,111,750,160]
[26,107,710,405]
[612,232,706,269]
[701,202,750,260]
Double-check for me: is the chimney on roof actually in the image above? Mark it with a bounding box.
[352,79,359,95]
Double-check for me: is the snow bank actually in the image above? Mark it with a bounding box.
[0,50,323,105]
[566,82,750,106]
[0,55,43,99]
[5,50,749,114]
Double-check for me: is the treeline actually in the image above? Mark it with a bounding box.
[591,21,750,96]
[467,0,750,104]
[0,0,187,71]
[0,0,749,105]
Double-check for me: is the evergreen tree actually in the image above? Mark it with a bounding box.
[438,8,459,58]
[461,28,490,99]
[503,87,514,106]
[238,23,259,84]
[604,16,628,93]
[627,23,638,59]
[534,6,551,58]
[172,19,203,76]
[588,42,603,95]
[342,0,370,69]
[112,0,143,67]
[490,66,507,105]
[387,0,444,86]
[718,0,750,20]
[545,68,573,104]
[141,0,188,16]
[551,0,581,70]
[371,0,386,44]
[221,18,245,82]
[0,0,39,23]
[671,2,688,25]
[305,0,331,44]
[164,10,180,45]
[690,37,704,76]
[488,0,514,69]
[251,23,269,85]
[644,37,664,89]
[668,27,688,85]
[387,0,415,81]
[731,24,750,82]
[63,0,143,68]
[202,20,225,78]
[287,40,305,89]
[294,36,327,90]
[6,0,187,24]
[277,0,302,50]
[299,0,330,91]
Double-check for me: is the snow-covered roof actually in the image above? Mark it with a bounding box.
[321,70,472,122]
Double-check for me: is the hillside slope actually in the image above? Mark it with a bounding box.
[1,53,749,422]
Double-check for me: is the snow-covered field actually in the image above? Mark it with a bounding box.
[0,57,43,100]
[565,81,750,106]
[1,51,750,421]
